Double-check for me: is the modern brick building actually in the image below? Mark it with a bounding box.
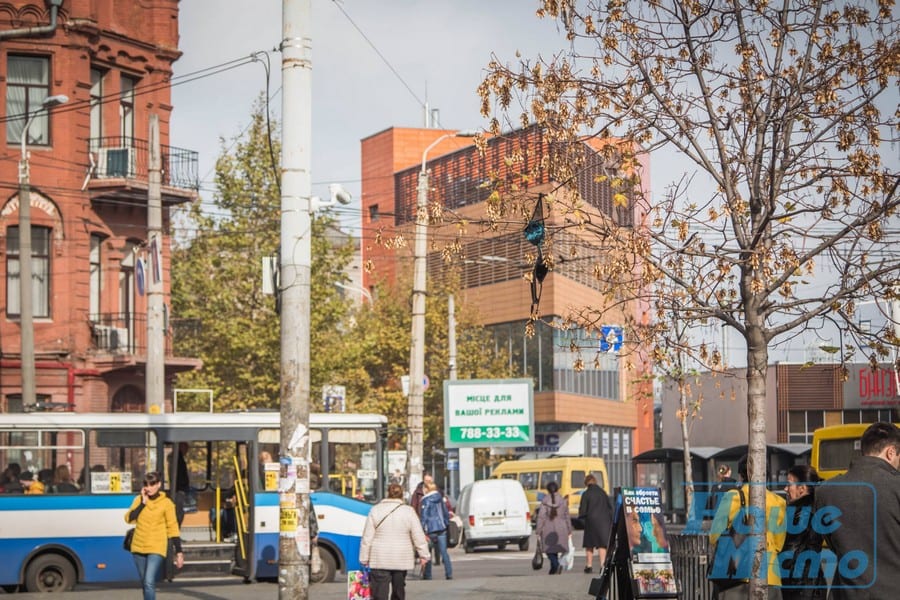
[0,0,199,413]
[360,125,655,486]
[660,362,900,449]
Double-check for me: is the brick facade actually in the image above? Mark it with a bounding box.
[0,0,199,413]
[360,126,655,464]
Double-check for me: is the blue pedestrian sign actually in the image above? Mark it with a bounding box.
[600,326,624,353]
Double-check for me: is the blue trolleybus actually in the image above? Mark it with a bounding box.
[0,411,388,592]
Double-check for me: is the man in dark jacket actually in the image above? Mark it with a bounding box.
[578,473,612,573]
[815,422,900,600]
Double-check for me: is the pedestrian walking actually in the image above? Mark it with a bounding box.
[815,422,900,600]
[781,464,825,600]
[124,471,183,600]
[359,482,430,600]
[578,473,612,573]
[420,481,453,580]
[535,480,572,575]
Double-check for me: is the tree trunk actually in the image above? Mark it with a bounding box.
[745,317,770,600]
[678,383,694,520]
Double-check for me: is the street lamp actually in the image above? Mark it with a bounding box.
[18,94,68,407]
[407,129,477,496]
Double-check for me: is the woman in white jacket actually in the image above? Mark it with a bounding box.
[359,482,430,600]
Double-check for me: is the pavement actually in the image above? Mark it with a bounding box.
[10,571,598,599]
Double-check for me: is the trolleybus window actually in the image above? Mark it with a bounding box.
[89,429,156,493]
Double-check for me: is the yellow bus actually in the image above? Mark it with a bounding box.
[811,423,874,479]
[491,457,610,520]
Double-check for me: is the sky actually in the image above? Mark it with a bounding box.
[170,1,898,367]
[171,0,569,238]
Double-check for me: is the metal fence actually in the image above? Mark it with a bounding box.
[590,534,713,600]
[670,534,713,600]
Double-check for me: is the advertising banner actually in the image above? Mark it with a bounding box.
[443,378,534,448]
[622,487,678,597]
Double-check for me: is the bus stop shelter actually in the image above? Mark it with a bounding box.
[632,446,721,524]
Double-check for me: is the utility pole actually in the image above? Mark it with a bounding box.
[279,0,312,598]
[18,131,36,409]
[408,131,476,497]
[146,114,165,414]
[17,94,68,409]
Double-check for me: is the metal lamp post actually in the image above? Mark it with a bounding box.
[17,94,68,408]
[407,129,476,496]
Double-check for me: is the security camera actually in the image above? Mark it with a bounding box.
[329,183,352,206]
[311,183,353,213]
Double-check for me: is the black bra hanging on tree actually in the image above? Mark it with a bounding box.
[524,194,547,313]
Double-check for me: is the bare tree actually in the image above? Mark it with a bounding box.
[478,2,899,595]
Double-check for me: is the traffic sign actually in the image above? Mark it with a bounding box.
[600,325,624,353]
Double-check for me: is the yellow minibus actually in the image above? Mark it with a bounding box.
[810,423,900,479]
[491,456,610,520]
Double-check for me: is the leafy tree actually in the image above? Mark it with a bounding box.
[479,2,898,593]
[171,100,353,410]
[342,273,510,452]
[171,101,509,459]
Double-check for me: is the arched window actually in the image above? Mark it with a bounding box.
[111,385,144,413]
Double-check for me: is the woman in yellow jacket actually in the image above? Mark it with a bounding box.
[124,471,184,600]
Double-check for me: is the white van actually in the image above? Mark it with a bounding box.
[456,479,532,553]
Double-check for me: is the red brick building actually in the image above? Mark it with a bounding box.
[0,0,199,413]
[360,125,654,486]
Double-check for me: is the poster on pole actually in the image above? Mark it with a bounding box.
[443,378,534,448]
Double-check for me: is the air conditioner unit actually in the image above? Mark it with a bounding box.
[94,325,130,351]
[94,324,113,349]
[96,146,135,178]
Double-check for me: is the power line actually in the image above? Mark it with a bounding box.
[330,0,424,110]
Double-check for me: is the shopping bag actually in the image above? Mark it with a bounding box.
[562,533,575,571]
[347,568,371,600]
[311,545,323,578]
[531,537,544,570]
[447,514,463,548]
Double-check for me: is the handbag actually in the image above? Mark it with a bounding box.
[347,567,371,600]
[447,514,462,548]
[123,528,135,552]
[531,537,544,570]
[708,488,750,592]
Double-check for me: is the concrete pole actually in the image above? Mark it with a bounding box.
[447,294,457,499]
[407,167,430,497]
[279,0,312,597]
[17,142,36,408]
[146,114,165,414]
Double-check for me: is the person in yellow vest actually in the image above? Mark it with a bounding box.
[124,471,183,600]
[710,455,787,599]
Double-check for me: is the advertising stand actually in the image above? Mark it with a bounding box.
[590,488,680,600]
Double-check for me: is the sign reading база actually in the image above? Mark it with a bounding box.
[443,378,534,447]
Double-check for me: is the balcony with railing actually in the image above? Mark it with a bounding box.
[88,313,202,374]
[90,313,169,355]
[86,137,199,206]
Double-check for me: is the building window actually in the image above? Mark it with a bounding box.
[6,55,50,144]
[120,75,137,141]
[368,204,379,221]
[118,241,138,349]
[6,225,51,318]
[90,68,104,151]
[90,234,104,320]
